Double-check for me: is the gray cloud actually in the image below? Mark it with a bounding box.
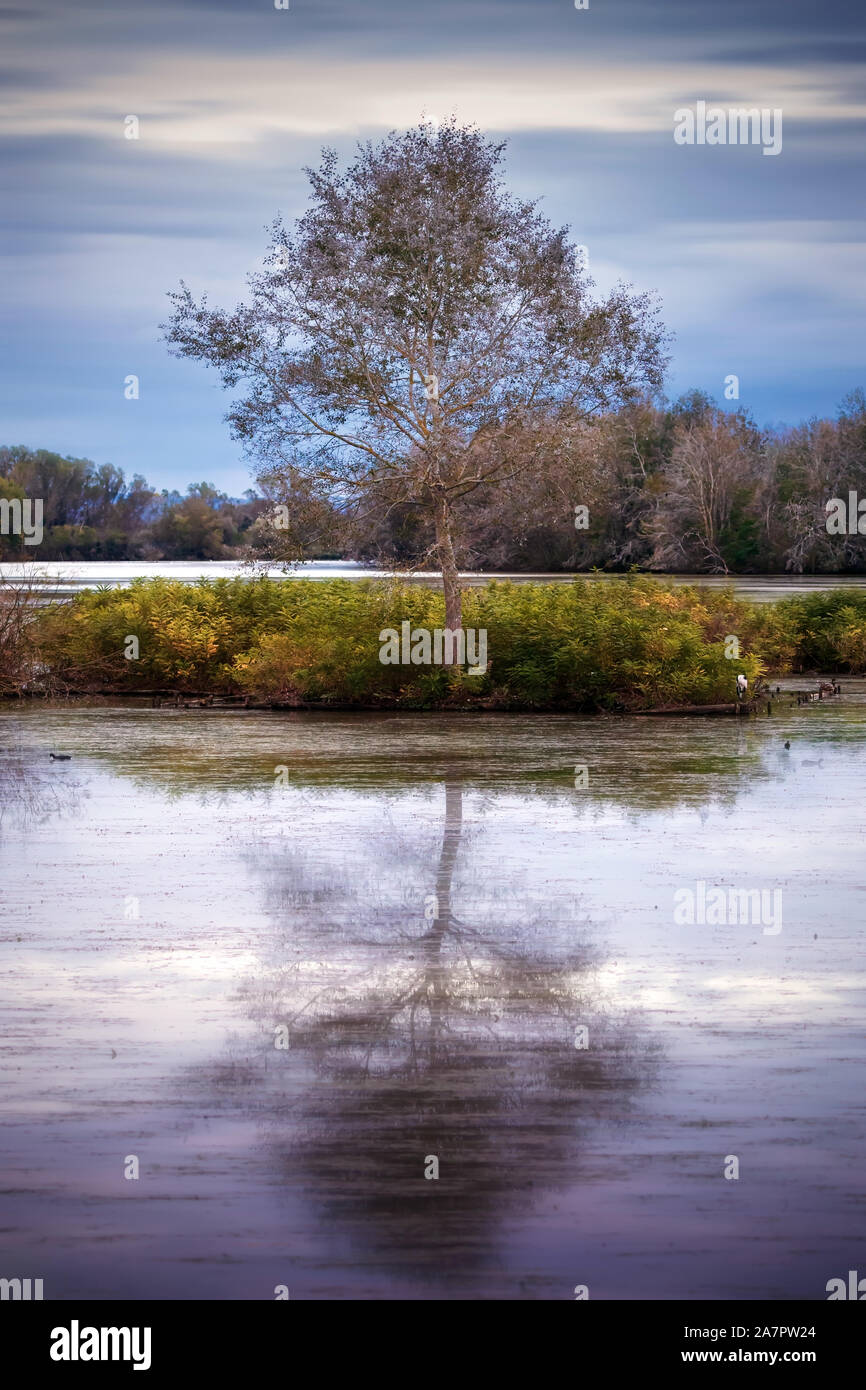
[1,0,864,489]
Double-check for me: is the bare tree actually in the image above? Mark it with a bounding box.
[0,565,50,695]
[648,407,764,573]
[164,120,667,644]
[771,392,866,573]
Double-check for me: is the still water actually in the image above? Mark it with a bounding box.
[1,695,864,1300]
[4,558,866,603]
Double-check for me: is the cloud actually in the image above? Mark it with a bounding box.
[3,54,866,147]
[1,0,864,487]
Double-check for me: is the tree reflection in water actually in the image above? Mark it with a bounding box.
[201,768,658,1288]
[0,741,82,835]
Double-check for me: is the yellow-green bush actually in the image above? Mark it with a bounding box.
[27,573,777,708]
[22,573,866,707]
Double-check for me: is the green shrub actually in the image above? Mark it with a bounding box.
[25,573,864,707]
[770,591,866,673]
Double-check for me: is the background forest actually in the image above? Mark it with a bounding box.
[3,387,866,573]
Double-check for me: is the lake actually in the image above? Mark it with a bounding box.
[1,691,863,1299]
[4,558,866,603]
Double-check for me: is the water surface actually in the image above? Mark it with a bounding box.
[1,694,864,1299]
[4,558,866,603]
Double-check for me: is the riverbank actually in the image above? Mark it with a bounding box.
[5,575,866,711]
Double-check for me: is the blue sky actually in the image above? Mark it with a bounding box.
[2,0,865,492]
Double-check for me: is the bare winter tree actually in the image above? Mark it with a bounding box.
[648,407,765,573]
[771,391,866,573]
[163,120,667,641]
[0,565,50,694]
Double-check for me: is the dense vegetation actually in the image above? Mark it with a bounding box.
[4,385,866,573]
[4,575,864,709]
[348,389,866,577]
[0,447,271,561]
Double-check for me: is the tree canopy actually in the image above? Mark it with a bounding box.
[163,120,668,632]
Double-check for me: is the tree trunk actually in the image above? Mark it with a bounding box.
[433,492,462,649]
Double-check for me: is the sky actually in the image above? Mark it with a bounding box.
[2,0,865,494]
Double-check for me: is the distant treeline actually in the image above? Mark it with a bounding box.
[0,446,271,561]
[4,386,866,571]
[347,389,866,576]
